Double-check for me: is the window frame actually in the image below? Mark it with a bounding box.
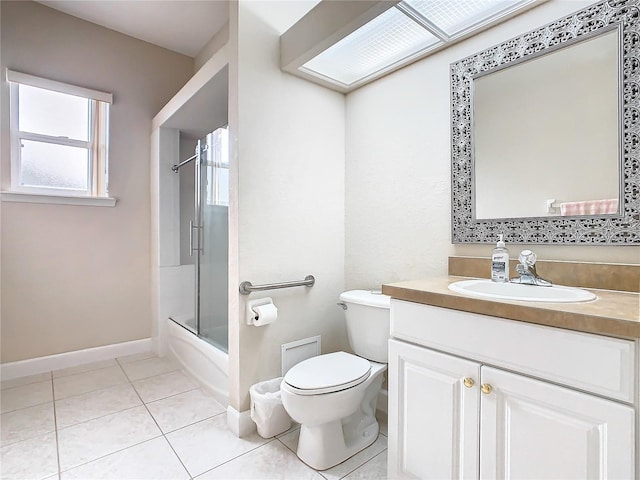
[205,127,229,207]
[6,69,113,199]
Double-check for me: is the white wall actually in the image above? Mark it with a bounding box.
[345,0,638,291]
[0,1,194,362]
[233,0,346,411]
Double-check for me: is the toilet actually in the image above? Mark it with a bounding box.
[280,290,391,470]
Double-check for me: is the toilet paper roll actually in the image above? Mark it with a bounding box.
[252,303,278,326]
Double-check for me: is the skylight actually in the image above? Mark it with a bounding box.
[403,0,529,36]
[301,7,440,85]
[294,0,537,90]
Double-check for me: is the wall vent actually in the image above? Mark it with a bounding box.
[281,335,321,376]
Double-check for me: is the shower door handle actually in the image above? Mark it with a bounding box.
[199,225,204,256]
[190,221,203,256]
[189,220,198,256]
[189,220,194,256]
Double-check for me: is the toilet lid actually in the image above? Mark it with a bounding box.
[283,352,371,395]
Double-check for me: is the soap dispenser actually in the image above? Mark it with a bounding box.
[491,234,510,282]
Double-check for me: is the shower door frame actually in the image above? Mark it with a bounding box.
[192,138,205,335]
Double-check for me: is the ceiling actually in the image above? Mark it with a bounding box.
[38,1,229,57]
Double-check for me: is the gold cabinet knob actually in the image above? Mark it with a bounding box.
[481,383,493,395]
[463,377,475,388]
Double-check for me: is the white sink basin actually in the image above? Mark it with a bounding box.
[448,279,597,303]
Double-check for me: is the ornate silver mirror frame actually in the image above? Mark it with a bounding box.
[450,0,639,244]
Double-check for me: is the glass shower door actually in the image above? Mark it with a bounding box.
[169,127,228,353]
[196,128,229,352]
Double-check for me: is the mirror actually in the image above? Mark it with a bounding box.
[474,30,619,219]
[450,1,639,244]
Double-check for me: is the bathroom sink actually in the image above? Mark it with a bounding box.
[448,279,597,303]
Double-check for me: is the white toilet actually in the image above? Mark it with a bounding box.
[280,290,391,470]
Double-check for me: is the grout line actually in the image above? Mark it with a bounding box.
[56,360,169,474]
[142,385,208,406]
[343,449,388,479]
[57,404,145,432]
[57,364,165,476]
[0,372,53,392]
[122,367,183,384]
[115,352,157,367]
[158,436,194,480]
[128,365,193,479]
[4,358,338,480]
[117,355,182,383]
[51,358,118,379]
[50,371,62,479]
[52,364,130,402]
[58,433,165,475]
[157,411,226,435]
[53,380,131,403]
[194,439,278,478]
[275,436,298,455]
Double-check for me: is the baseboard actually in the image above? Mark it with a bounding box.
[227,405,256,438]
[0,338,153,380]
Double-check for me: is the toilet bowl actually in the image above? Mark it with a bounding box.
[280,290,391,470]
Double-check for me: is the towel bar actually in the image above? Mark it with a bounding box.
[239,275,315,295]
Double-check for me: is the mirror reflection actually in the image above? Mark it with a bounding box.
[473,29,619,220]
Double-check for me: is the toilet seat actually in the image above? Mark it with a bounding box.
[283,352,371,396]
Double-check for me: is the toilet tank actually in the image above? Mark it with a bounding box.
[340,290,391,363]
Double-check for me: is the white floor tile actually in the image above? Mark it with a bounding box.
[57,405,161,471]
[166,415,268,477]
[342,451,387,480]
[1,402,55,447]
[276,427,299,453]
[116,351,157,364]
[53,366,128,400]
[146,388,225,433]
[53,359,119,379]
[278,430,387,480]
[1,372,52,391]
[196,440,323,479]
[0,380,53,414]
[0,353,392,480]
[0,431,58,480]
[132,371,198,403]
[60,436,189,480]
[320,435,387,480]
[120,356,180,381]
[55,383,142,429]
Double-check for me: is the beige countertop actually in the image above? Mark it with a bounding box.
[382,276,640,339]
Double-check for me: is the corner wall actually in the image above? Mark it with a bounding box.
[233,0,346,412]
[0,1,194,362]
[345,0,638,291]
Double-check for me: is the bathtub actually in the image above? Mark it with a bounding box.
[167,318,228,407]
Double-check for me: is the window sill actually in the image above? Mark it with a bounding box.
[1,191,117,207]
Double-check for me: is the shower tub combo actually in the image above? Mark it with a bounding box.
[163,127,230,407]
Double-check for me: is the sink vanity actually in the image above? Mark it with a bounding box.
[382,0,640,477]
[382,258,640,479]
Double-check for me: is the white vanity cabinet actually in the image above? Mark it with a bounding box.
[388,300,637,479]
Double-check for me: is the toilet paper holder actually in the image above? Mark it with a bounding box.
[246,297,278,326]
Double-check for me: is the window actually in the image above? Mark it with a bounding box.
[7,70,112,199]
[205,127,229,206]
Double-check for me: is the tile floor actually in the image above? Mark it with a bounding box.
[0,353,388,479]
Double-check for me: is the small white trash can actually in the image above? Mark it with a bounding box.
[249,377,292,438]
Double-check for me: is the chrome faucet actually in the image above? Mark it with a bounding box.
[510,250,552,286]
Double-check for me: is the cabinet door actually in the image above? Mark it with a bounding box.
[388,339,481,479]
[480,366,635,480]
